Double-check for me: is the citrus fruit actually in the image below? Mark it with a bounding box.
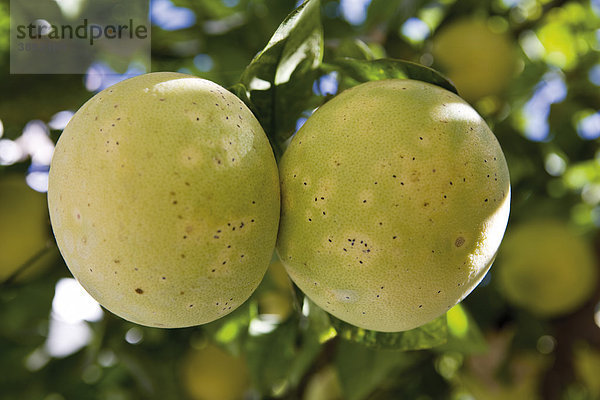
[48,72,280,328]
[181,343,250,400]
[277,79,510,332]
[496,220,597,317]
[432,17,518,102]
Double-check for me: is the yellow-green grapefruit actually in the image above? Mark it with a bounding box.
[432,18,518,103]
[497,220,597,317]
[181,343,250,400]
[48,72,280,328]
[277,79,510,332]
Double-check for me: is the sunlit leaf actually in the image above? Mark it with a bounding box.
[433,304,487,354]
[202,300,256,353]
[234,0,323,158]
[332,57,458,94]
[332,38,378,60]
[303,297,337,343]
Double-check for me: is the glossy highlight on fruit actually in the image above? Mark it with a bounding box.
[277,79,510,332]
[48,72,280,328]
[497,220,598,317]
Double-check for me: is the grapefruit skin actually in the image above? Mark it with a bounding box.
[48,72,280,328]
[277,79,510,332]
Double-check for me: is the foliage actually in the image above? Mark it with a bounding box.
[1,0,600,399]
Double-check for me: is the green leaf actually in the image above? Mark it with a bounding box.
[332,38,378,61]
[335,340,424,400]
[331,57,458,94]
[0,273,57,343]
[432,304,487,354]
[202,299,256,356]
[329,314,448,351]
[236,0,323,158]
[245,314,322,397]
[364,0,404,30]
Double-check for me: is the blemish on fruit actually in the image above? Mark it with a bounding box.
[135,288,144,294]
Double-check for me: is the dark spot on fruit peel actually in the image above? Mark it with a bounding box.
[455,237,465,247]
[135,288,144,294]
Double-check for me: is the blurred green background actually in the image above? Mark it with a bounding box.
[1,0,600,399]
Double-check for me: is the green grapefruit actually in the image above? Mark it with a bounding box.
[48,72,280,328]
[497,220,597,317]
[277,79,510,332]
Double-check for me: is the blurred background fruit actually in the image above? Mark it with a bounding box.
[257,260,294,321]
[181,343,250,400]
[496,220,598,317]
[431,17,518,103]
